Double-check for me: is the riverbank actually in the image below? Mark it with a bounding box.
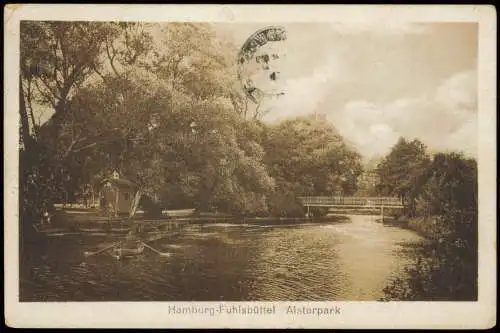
[47,207,349,222]
[242,214,349,224]
[378,215,441,240]
[328,208,384,215]
[25,208,351,240]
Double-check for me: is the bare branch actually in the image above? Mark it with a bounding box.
[33,79,57,108]
[105,37,122,78]
[49,31,66,92]
[62,135,82,159]
[61,127,122,158]
[25,78,39,137]
[92,64,106,81]
[71,138,112,154]
[244,98,249,119]
[253,99,263,120]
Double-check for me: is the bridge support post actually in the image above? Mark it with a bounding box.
[306,205,310,218]
[381,206,384,222]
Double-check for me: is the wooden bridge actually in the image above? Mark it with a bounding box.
[297,196,404,220]
[298,196,404,208]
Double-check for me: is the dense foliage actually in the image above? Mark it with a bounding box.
[263,117,362,216]
[19,22,362,222]
[375,138,431,216]
[376,139,478,301]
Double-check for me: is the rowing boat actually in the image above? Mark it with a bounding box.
[46,232,81,237]
[79,227,106,232]
[108,242,145,260]
[32,224,67,233]
[110,227,130,232]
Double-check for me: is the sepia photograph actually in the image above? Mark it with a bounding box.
[4,4,496,329]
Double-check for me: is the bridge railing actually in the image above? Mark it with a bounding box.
[297,196,403,207]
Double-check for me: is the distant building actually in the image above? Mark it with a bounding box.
[99,171,139,216]
[308,112,327,121]
[359,170,378,185]
[356,170,379,196]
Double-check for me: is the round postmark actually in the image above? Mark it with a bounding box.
[237,26,287,104]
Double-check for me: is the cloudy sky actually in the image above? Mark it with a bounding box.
[31,22,477,160]
[216,22,478,160]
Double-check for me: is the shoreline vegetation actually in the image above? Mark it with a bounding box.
[32,207,351,228]
[379,216,431,239]
[373,140,477,301]
[25,207,352,241]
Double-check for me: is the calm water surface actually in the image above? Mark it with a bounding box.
[20,215,421,301]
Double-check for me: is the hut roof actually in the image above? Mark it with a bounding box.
[100,178,138,189]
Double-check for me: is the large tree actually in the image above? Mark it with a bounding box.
[128,23,276,214]
[20,22,109,128]
[414,152,477,218]
[264,115,363,196]
[261,115,363,216]
[382,152,478,301]
[62,23,275,214]
[19,21,154,221]
[375,137,431,216]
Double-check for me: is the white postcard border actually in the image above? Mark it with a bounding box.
[4,4,497,329]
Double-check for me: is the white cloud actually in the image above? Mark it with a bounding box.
[261,51,343,122]
[327,69,477,158]
[435,69,477,117]
[329,100,400,157]
[443,115,477,155]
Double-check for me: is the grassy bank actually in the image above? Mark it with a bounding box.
[28,208,351,235]
[328,208,382,215]
[242,214,350,225]
[381,211,477,301]
[381,215,448,241]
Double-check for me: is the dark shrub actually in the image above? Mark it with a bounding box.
[139,194,163,218]
[309,207,329,217]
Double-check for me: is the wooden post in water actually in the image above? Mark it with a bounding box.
[381,205,384,222]
[114,189,119,217]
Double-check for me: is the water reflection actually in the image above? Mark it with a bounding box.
[20,215,422,301]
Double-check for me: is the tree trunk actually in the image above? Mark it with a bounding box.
[19,76,32,150]
[196,177,219,214]
[28,101,38,138]
[25,78,39,138]
[129,190,142,218]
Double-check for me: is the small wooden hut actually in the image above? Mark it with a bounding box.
[99,171,139,216]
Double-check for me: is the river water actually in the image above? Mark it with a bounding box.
[20,215,422,301]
